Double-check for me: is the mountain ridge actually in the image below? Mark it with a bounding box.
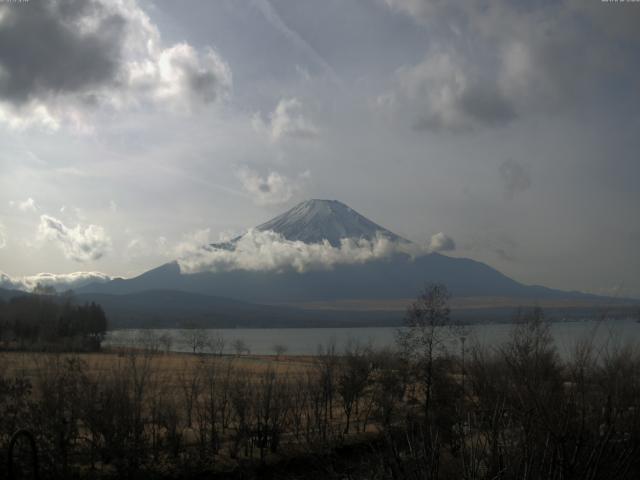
[75,199,632,321]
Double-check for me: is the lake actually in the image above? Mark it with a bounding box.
[105,318,640,358]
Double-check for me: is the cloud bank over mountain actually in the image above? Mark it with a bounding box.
[178,228,426,275]
[0,271,112,292]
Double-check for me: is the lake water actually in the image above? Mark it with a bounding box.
[105,318,640,358]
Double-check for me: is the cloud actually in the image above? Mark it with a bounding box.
[0,271,112,292]
[174,228,213,258]
[382,0,640,132]
[429,232,456,252]
[237,167,309,206]
[0,222,6,248]
[0,0,231,129]
[463,232,518,262]
[9,197,37,212]
[499,159,531,199]
[394,50,516,132]
[178,229,426,274]
[126,42,231,112]
[254,98,318,142]
[124,233,175,260]
[38,214,111,262]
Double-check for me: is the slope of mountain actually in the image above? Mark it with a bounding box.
[255,199,406,246]
[74,290,400,328]
[78,198,630,324]
[79,253,603,304]
[0,287,28,301]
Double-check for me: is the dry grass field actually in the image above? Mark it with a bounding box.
[0,349,316,379]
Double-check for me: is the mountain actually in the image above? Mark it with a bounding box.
[0,287,28,301]
[73,290,399,329]
[79,253,603,304]
[78,199,633,324]
[255,199,406,246]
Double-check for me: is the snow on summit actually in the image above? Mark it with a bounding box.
[256,199,407,246]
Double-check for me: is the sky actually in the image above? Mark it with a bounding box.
[0,0,639,298]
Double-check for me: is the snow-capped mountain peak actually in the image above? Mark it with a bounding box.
[256,199,406,246]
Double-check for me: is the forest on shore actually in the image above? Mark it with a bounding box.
[0,287,108,352]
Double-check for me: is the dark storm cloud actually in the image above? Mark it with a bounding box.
[0,0,232,126]
[412,82,517,132]
[0,0,125,104]
[458,85,517,127]
[386,0,640,133]
[499,159,531,200]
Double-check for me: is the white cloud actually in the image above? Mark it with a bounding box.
[124,42,232,113]
[253,98,318,142]
[388,48,515,132]
[0,0,232,130]
[237,167,309,206]
[9,197,38,212]
[0,222,6,249]
[0,271,112,292]
[429,232,456,252]
[38,214,111,262]
[178,228,427,274]
[174,228,213,258]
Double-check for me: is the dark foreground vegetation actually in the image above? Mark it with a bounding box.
[1,285,640,479]
[0,287,107,352]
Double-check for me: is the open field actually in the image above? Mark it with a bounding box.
[0,350,317,379]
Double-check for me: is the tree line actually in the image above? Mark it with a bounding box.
[0,287,107,351]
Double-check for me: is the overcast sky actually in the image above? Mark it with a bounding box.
[0,0,639,297]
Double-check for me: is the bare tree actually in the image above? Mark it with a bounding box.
[136,330,160,353]
[316,341,339,441]
[158,332,173,354]
[232,339,250,356]
[337,341,371,434]
[396,283,455,421]
[273,343,288,359]
[180,328,209,355]
[209,331,226,356]
[178,359,202,428]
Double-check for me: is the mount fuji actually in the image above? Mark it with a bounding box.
[76,200,617,321]
[255,199,406,246]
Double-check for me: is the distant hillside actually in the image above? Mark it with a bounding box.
[74,290,405,329]
[78,253,609,304]
[4,286,635,330]
[68,199,636,327]
[0,287,28,301]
